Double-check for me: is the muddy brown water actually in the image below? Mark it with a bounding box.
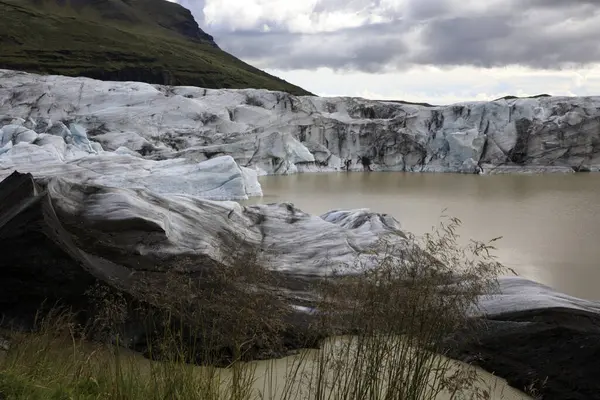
[1,333,530,400]
[97,337,531,400]
[244,172,600,301]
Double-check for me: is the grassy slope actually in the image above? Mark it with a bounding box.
[0,0,311,95]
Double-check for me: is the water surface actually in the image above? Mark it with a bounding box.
[245,172,600,300]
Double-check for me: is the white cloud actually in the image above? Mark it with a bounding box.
[265,65,600,104]
[198,0,392,33]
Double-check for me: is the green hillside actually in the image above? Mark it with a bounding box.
[0,0,311,95]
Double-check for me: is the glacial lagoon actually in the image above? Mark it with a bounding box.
[244,172,600,300]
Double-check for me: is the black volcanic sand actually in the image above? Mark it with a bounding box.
[446,307,600,400]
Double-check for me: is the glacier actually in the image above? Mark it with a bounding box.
[1,69,600,191]
[0,70,600,303]
[0,120,261,200]
[2,68,600,319]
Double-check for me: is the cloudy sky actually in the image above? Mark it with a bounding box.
[170,0,600,104]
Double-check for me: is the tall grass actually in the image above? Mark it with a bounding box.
[0,217,515,400]
[259,216,505,400]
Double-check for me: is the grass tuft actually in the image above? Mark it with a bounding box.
[0,217,522,399]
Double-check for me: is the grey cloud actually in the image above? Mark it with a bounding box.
[190,0,600,72]
[416,4,600,69]
[407,0,449,20]
[312,0,377,13]
[525,0,600,8]
[216,22,410,72]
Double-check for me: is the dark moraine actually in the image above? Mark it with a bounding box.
[447,308,600,400]
[0,171,316,365]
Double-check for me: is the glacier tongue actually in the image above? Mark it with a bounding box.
[0,116,262,200]
[1,69,600,183]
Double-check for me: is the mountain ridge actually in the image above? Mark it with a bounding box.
[27,0,218,44]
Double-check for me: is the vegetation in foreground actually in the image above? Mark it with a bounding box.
[0,0,311,95]
[0,218,527,400]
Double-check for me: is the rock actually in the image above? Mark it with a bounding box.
[0,70,599,176]
[446,277,600,400]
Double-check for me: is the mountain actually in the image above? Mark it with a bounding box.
[0,0,311,95]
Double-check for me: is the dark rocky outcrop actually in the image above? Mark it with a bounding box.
[447,308,600,400]
[0,171,96,309]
